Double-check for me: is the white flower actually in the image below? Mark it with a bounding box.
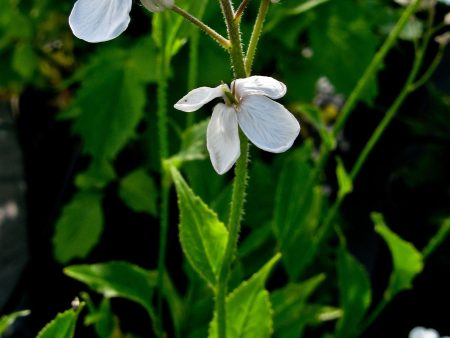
[69,0,173,43]
[409,327,450,338]
[174,76,300,174]
[394,0,436,9]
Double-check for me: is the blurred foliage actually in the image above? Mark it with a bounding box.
[1,0,450,337]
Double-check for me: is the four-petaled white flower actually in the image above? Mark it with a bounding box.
[174,76,300,175]
[69,0,174,43]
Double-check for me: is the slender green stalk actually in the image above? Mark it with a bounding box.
[318,33,429,245]
[171,5,231,48]
[186,2,208,128]
[235,0,250,22]
[332,0,422,136]
[214,2,249,337]
[155,14,170,338]
[245,0,270,75]
[219,0,247,77]
[216,133,249,338]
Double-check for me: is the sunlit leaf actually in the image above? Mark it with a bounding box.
[209,254,281,338]
[119,168,158,216]
[53,191,103,264]
[335,248,371,338]
[170,166,228,286]
[64,261,157,318]
[0,310,30,336]
[36,304,84,338]
[372,213,424,299]
[336,157,353,198]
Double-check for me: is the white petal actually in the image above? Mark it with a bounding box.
[232,76,287,100]
[409,327,440,338]
[69,0,132,43]
[141,0,174,12]
[237,95,300,153]
[174,85,224,112]
[207,104,240,175]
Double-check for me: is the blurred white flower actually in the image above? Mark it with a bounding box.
[69,0,173,43]
[409,327,450,338]
[394,0,436,9]
[174,76,300,174]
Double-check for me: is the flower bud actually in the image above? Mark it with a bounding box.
[435,32,450,46]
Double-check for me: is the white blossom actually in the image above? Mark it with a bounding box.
[174,76,300,174]
[69,0,173,43]
[409,327,450,338]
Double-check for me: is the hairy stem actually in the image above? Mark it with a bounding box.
[216,133,249,338]
[172,5,231,48]
[219,0,247,77]
[215,2,249,336]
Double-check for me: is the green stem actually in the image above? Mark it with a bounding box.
[216,133,249,338]
[214,3,249,336]
[219,0,247,77]
[171,5,231,48]
[156,14,170,338]
[332,0,422,137]
[245,0,270,75]
[317,0,434,253]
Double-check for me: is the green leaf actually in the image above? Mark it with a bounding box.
[170,166,228,286]
[119,168,158,216]
[335,248,371,338]
[75,161,116,190]
[82,294,121,338]
[372,213,424,299]
[336,157,353,198]
[53,191,103,264]
[12,43,38,79]
[308,1,380,103]
[209,254,281,338]
[64,261,157,317]
[273,143,325,279]
[36,304,84,338]
[66,39,156,161]
[170,119,208,166]
[0,310,30,336]
[271,274,325,337]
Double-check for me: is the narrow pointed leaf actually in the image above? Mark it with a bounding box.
[37,304,84,338]
[0,310,30,336]
[372,213,424,299]
[170,166,228,286]
[209,254,281,338]
[336,157,353,198]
